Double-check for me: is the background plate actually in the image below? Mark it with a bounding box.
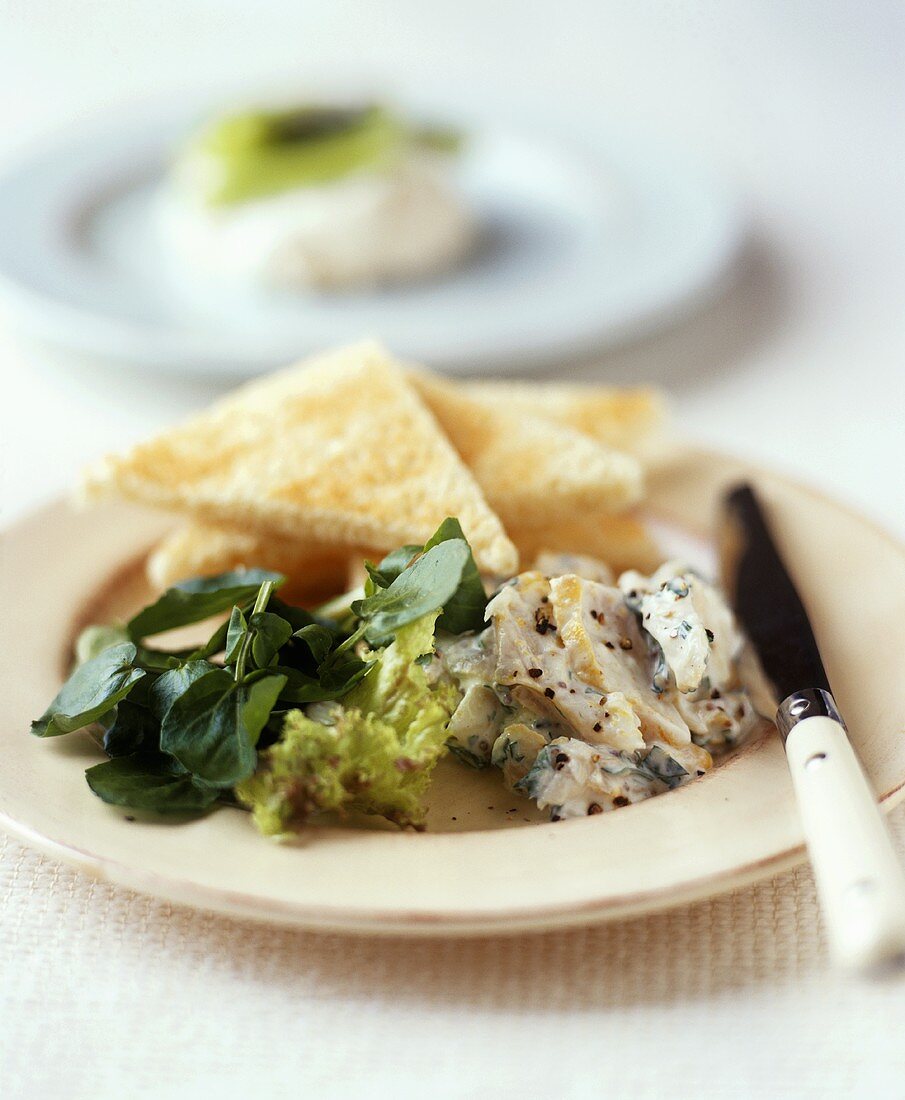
[0,106,742,374]
[2,449,903,935]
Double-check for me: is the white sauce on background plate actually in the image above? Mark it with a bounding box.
[159,152,477,291]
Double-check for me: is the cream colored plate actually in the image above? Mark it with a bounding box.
[2,450,904,935]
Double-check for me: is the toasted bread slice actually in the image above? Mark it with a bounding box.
[508,513,661,576]
[147,523,358,605]
[407,371,642,525]
[460,381,666,456]
[84,341,517,576]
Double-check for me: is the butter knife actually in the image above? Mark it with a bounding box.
[720,483,905,972]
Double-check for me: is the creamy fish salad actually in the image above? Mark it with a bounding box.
[430,554,763,820]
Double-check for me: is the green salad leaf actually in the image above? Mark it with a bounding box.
[32,519,486,828]
[127,569,284,640]
[86,755,221,815]
[160,669,286,787]
[224,606,248,664]
[32,643,146,737]
[74,623,131,666]
[101,700,159,757]
[353,539,470,644]
[237,611,459,832]
[149,660,217,722]
[364,544,421,590]
[360,517,486,636]
[249,611,294,669]
[290,623,335,665]
[422,517,487,634]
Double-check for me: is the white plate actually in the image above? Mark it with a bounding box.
[2,450,903,936]
[0,107,743,375]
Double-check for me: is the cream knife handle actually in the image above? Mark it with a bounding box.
[784,712,905,972]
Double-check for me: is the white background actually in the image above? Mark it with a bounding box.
[0,4,903,1098]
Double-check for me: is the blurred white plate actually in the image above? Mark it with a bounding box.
[0,108,743,375]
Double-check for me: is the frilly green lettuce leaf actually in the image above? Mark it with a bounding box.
[236,611,460,833]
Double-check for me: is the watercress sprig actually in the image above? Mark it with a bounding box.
[30,517,488,820]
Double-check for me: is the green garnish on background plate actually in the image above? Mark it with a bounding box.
[181,102,464,206]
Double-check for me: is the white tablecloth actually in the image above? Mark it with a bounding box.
[1,4,903,1098]
[3,812,904,1099]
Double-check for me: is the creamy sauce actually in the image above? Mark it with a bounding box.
[160,151,476,291]
[441,555,764,820]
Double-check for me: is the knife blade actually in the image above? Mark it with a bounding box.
[720,483,831,706]
[720,482,905,972]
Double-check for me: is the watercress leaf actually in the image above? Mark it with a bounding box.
[241,674,287,747]
[74,623,130,666]
[159,669,285,787]
[270,666,346,704]
[366,544,421,589]
[249,612,293,669]
[85,754,220,815]
[422,517,487,634]
[32,643,145,737]
[291,623,334,665]
[353,539,469,644]
[149,660,218,722]
[267,598,333,634]
[102,701,159,757]
[133,647,188,673]
[127,569,284,640]
[224,606,248,664]
[241,667,273,685]
[159,670,244,785]
[318,650,371,694]
[122,670,159,710]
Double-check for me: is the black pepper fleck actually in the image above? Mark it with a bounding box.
[613,796,630,808]
[544,687,556,699]
[535,607,556,634]
[528,667,543,678]
[587,803,603,815]
[593,722,602,732]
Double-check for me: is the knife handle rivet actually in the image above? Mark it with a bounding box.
[805,751,827,770]
[789,697,811,717]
